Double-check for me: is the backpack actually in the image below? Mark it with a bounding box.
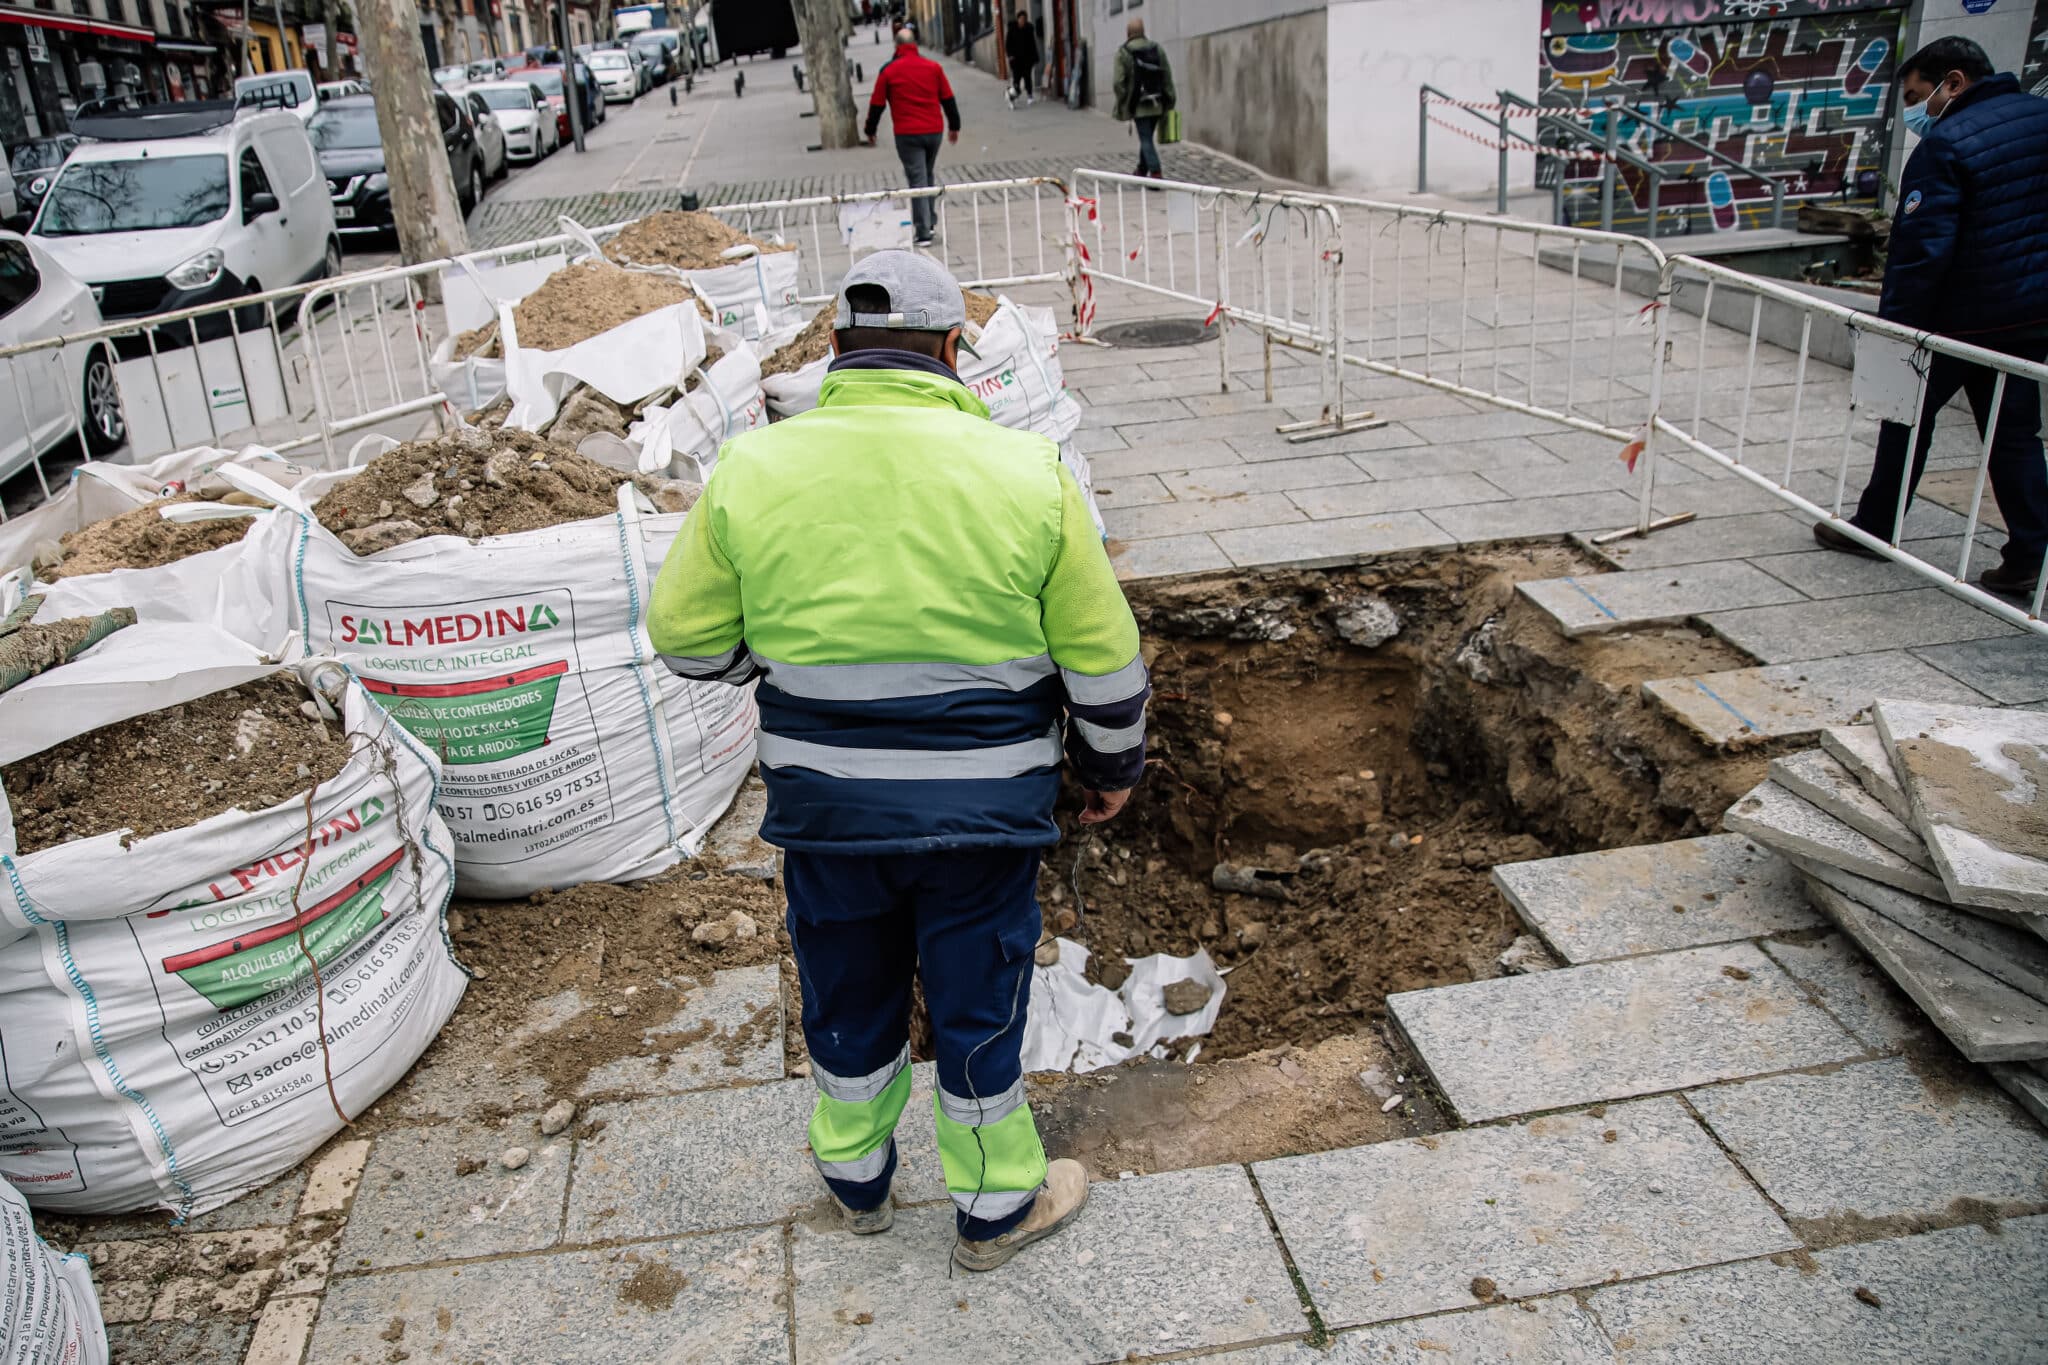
[1128,42,1166,102]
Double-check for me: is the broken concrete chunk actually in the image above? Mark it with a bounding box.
[1157,599,1296,642]
[1212,863,1294,901]
[400,473,440,510]
[1161,978,1213,1016]
[1332,594,1401,648]
[1498,934,1559,975]
[540,1100,576,1136]
[338,519,427,556]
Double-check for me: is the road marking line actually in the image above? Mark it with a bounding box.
[678,103,720,189]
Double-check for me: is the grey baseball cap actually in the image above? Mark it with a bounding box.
[834,249,967,332]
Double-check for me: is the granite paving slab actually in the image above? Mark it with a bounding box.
[1988,1062,2048,1129]
[336,1121,571,1270]
[1723,781,1950,901]
[565,1070,947,1242]
[578,962,786,1098]
[1758,931,1935,1053]
[78,1169,307,1240]
[1795,862,2048,1003]
[1746,548,1930,600]
[1108,531,1232,580]
[1820,725,1914,824]
[1090,473,1176,509]
[1768,749,1930,866]
[310,1229,788,1365]
[1802,877,2048,1062]
[1350,436,1560,481]
[790,1166,1303,1362]
[1913,634,2048,706]
[1388,941,1863,1122]
[701,777,776,879]
[1524,560,1806,638]
[1100,492,1304,541]
[1642,653,1986,747]
[1158,455,1370,499]
[1579,511,1816,570]
[106,1320,253,1364]
[1088,437,1243,479]
[1209,511,1455,569]
[1423,491,1641,544]
[1287,473,1508,521]
[1586,1218,2048,1364]
[1223,1298,1614,1363]
[1687,1056,2048,1225]
[1703,589,2016,665]
[1491,835,1817,964]
[1875,699,2048,918]
[1252,1097,1794,1331]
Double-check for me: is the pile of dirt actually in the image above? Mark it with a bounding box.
[1054,549,1764,1059]
[602,210,794,271]
[2,672,351,853]
[310,429,694,553]
[383,871,791,1112]
[41,494,257,581]
[451,261,696,360]
[760,289,1003,376]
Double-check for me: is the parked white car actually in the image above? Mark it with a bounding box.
[235,69,320,124]
[317,79,370,103]
[470,80,560,162]
[462,89,510,180]
[0,231,125,481]
[587,49,638,103]
[30,106,340,338]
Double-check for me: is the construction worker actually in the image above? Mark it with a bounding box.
[649,251,1149,1272]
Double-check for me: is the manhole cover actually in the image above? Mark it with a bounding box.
[1095,318,1219,349]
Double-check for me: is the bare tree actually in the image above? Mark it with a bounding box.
[357,0,469,280]
[792,0,859,149]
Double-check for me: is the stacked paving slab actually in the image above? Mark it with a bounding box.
[1722,699,2048,1125]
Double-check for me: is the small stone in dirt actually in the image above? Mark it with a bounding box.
[1854,1286,1882,1308]
[499,1147,530,1171]
[1110,1030,1134,1049]
[728,910,759,941]
[1498,935,1559,976]
[446,909,465,935]
[1033,939,1061,967]
[610,1004,630,1017]
[1603,1129,1618,1143]
[1212,863,1293,900]
[1721,965,1753,981]
[1161,978,1212,1016]
[401,474,439,509]
[1381,1093,1404,1113]
[455,1156,487,1177]
[1237,921,1269,949]
[691,920,733,945]
[541,1100,576,1136]
[1333,595,1401,648]
[1470,1277,1498,1302]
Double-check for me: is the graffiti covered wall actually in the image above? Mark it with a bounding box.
[1538,0,1907,232]
[2028,0,2048,99]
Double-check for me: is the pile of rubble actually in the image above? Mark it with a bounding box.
[1725,699,2048,1124]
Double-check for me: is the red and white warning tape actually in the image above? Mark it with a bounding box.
[1424,111,1622,164]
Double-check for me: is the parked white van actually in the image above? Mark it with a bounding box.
[235,69,320,124]
[28,103,340,337]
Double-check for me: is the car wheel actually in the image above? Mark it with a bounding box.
[323,237,344,279]
[468,163,485,212]
[81,345,125,456]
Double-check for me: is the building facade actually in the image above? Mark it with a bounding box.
[0,0,235,147]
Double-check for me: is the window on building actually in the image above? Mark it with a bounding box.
[135,0,155,29]
[104,0,126,23]
[71,0,90,16]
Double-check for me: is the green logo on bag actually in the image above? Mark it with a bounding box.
[363,661,572,765]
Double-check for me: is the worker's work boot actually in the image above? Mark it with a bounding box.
[951,1159,1088,1272]
[836,1195,894,1235]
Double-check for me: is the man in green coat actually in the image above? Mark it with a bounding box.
[1112,16,1175,180]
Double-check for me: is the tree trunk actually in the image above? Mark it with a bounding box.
[320,0,343,79]
[792,0,860,150]
[358,0,469,281]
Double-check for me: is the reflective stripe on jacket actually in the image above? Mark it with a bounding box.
[648,356,1149,853]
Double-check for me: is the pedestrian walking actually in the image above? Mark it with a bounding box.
[1112,16,1175,180]
[1006,8,1040,107]
[864,27,960,247]
[1811,35,2048,599]
[649,250,1150,1272]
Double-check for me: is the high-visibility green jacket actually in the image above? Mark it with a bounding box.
[649,355,1149,852]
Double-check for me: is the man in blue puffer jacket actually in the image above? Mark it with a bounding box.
[1814,37,2048,598]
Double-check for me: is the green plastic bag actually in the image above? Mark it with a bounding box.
[1160,109,1182,145]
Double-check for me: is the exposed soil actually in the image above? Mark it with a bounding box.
[366,868,790,1121]
[41,494,254,581]
[309,428,695,552]
[602,210,794,271]
[761,290,1003,376]
[451,261,697,359]
[2,673,351,853]
[1055,549,1766,1058]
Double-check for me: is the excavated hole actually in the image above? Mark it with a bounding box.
[1041,544,1769,1061]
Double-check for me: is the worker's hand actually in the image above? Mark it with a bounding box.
[865,133,877,147]
[948,129,960,144]
[1078,787,1132,825]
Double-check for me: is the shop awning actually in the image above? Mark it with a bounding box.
[0,5,156,42]
[155,38,223,53]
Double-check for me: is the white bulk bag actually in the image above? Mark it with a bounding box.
[761,355,829,420]
[627,343,769,481]
[0,1178,107,1365]
[501,295,712,433]
[672,248,805,344]
[0,638,465,1217]
[957,297,1084,444]
[221,467,757,898]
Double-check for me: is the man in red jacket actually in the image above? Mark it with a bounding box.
[865,27,961,247]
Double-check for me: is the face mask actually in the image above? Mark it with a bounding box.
[1902,98,1935,137]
